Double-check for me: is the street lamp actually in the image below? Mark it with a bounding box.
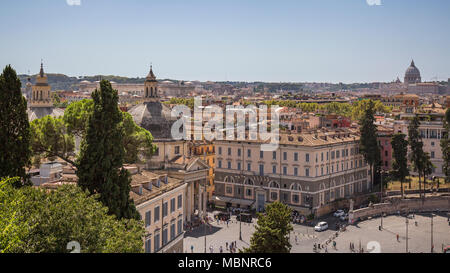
[406,214,409,253]
[431,213,435,253]
[239,210,242,241]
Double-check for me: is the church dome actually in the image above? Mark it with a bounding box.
[404,60,421,84]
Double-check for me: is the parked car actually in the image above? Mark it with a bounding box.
[314,222,328,232]
[333,210,345,217]
[340,214,349,221]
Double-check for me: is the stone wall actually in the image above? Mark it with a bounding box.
[350,196,450,222]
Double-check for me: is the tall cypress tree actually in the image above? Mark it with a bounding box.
[441,108,450,183]
[391,133,409,198]
[359,100,380,191]
[408,115,425,198]
[0,65,31,187]
[76,80,139,220]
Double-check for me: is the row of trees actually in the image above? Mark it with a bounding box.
[0,65,154,252]
[358,100,449,198]
[260,99,391,121]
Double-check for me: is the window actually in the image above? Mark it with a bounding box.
[175,146,180,155]
[227,161,231,169]
[294,167,298,176]
[321,152,324,161]
[260,151,264,158]
[272,151,277,160]
[247,149,251,157]
[283,152,287,160]
[154,206,160,222]
[271,192,278,200]
[272,165,277,174]
[431,142,435,147]
[294,152,298,161]
[321,167,323,176]
[226,186,232,194]
[162,226,168,245]
[237,149,241,157]
[237,162,241,170]
[170,198,175,213]
[385,151,388,157]
[247,163,251,171]
[431,151,435,158]
[163,202,168,218]
[246,189,252,196]
[177,218,183,235]
[170,221,176,240]
[145,238,151,253]
[154,147,159,156]
[283,166,287,175]
[336,151,340,158]
[228,147,232,156]
[259,164,264,176]
[154,232,160,251]
[218,160,222,168]
[293,194,299,203]
[177,194,182,209]
[218,147,222,155]
[305,168,310,177]
[306,153,310,162]
[331,151,335,159]
[145,211,151,227]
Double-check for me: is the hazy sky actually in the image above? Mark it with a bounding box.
[0,0,449,83]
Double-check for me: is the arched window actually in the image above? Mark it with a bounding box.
[269,181,280,189]
[244,178,254,186]
[289,183,301,191]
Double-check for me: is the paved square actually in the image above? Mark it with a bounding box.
[184,212,450,253]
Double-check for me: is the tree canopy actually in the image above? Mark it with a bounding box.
[391,133,409,197]
[0,65,32,187]
[243,202,293,253]
[30,98,155,167]
[76,80,139,220]
[0,177,144,253]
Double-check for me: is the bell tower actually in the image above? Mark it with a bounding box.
[30,61,52,108]
[144,65,158,101]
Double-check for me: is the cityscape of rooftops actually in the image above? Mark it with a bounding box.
[0,0,449,268]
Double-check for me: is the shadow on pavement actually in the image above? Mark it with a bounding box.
[184,224,223,238]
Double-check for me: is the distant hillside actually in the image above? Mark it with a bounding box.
[18,74,176,91]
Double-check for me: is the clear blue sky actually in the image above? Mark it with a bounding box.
[0,0,449,83]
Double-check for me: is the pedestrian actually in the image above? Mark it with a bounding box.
[209,245,213,253]
[226,242,228,250]
[396,234,399,242]
[191,245,194,253]
[220,246,223,253]
[295,235,298,244]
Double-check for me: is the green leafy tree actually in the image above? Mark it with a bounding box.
[391,133,409,198]
[0,178,144,253]
[0,178,29,252]
[243,202,293,253]
[31,99,154,166]
[63,98,94,137]
[421,152,434,194]
[0,65,32,187]
[359,100,380,191]
[76,80,139,220]
[352,99,391,122]
[408,115,425,197]
[30,116,76,166]
[441,108,450,182]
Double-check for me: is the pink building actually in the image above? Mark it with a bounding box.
[377,126,394,171]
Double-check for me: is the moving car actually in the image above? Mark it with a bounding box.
[314,222,328,232]
[333,210,345,217]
